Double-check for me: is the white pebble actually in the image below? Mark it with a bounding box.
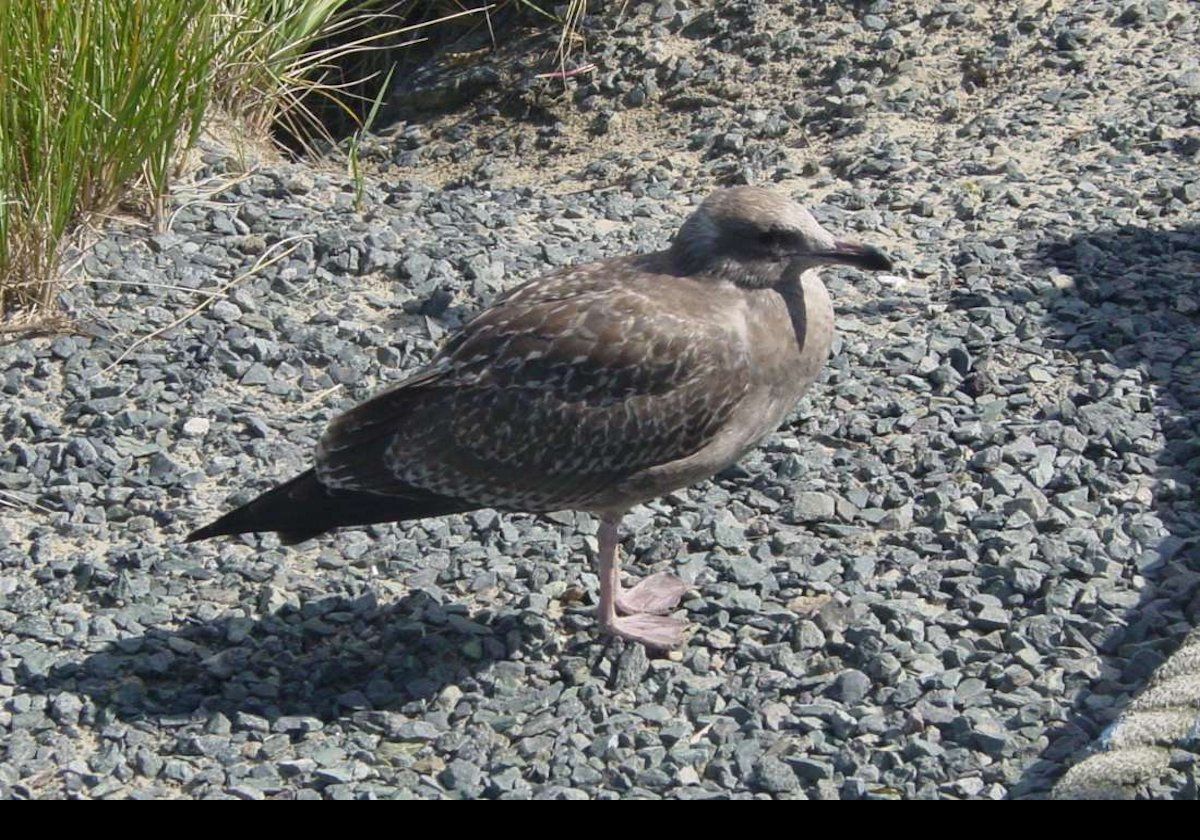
[183,418,210,437]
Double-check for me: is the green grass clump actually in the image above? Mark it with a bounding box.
[0,1,225,315]
[0,0,579,322]
[0,0,365,320]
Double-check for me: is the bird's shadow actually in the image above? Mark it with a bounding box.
[994,223,1200,795]
[26,589,546,724]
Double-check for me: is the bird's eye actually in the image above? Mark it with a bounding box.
[758,230,781,248]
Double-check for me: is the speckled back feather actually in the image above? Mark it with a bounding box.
[315,253,752,512]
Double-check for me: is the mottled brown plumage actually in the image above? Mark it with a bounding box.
[316,254,752,514]
[188,186,894,648]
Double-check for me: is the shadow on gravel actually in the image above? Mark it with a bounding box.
[28,591,541,724]
[1009,224,1200,795]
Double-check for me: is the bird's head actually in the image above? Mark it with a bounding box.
[670,186,893,288]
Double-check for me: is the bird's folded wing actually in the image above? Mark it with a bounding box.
[314,271,751,510]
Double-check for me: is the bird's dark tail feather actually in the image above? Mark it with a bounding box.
[186,469,477,546]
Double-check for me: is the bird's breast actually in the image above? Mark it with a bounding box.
[743,271,835,432]
[591,273,836,513]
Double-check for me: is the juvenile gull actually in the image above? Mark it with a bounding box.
[188,187,893,648]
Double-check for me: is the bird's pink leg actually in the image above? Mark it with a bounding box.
[596,514,687,649]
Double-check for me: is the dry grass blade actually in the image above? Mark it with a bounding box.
[555,0,588,73]
[97,235,309,377]
[0,488,57,515]
[296,383,344,413]
[258,5,494,158]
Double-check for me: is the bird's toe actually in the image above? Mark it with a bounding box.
[616,571,690,615]
[603,613,688,649]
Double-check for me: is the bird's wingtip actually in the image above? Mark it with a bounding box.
[185,516,230,543]
[184,525,214,543]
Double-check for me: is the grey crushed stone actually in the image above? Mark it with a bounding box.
[1,0,1198,800]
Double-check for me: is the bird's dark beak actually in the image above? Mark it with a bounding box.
[815,241,894,272]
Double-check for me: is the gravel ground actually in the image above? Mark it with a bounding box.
[2,0,1198,799]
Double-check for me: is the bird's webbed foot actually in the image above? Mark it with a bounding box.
[616,571,690,615]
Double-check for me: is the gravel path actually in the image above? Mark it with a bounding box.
[2,0,1197,798]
